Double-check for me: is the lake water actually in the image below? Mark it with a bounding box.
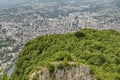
[7,65,14,77]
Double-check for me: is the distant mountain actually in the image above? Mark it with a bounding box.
[114,0,120,8]
[0,0,118,8]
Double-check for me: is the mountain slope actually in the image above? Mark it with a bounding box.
[0,28,120,80]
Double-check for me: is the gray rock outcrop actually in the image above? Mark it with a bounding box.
[30,64,96,80]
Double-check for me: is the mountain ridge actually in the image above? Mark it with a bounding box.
[0,28,119,80]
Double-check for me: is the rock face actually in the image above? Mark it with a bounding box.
[30,65,96,80]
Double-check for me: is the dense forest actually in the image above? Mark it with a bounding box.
[0,28,120,80]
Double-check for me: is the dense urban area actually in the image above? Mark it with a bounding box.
[0,0,120,75]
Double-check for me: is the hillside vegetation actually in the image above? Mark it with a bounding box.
[1,28,120,80]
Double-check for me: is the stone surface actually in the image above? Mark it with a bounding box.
[30,64,96,80]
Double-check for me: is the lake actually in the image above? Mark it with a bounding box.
[7,65,14,77]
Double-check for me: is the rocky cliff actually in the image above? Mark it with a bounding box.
[30,64,96,80]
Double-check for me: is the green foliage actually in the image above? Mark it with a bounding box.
[9,28,120,80]
[57,62,70,69]
[88,54,106,66]
[47,63,55,73]
[75,31,86,38]
[0,73,8,80]
[53,51,73,61]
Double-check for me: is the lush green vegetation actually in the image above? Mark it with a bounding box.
[1,28,120,80]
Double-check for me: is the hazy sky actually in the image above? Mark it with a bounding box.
[0,0,29,6]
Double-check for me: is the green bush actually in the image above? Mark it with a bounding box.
[75,31,86,38]
[53,51,73,61]
[57,62,70,69]
[47,63,55,73]
[88,54,106,66]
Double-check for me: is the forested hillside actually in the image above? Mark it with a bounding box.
[1,28,120,80]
